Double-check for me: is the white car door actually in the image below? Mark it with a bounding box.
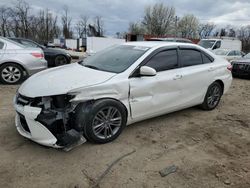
[129,48,183,121]
[177,47,215,107]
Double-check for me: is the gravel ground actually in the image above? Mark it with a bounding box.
[0,78,249,188]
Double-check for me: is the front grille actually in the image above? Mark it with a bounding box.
[16,94,33,106]
[18,113,31,133]
[232,63,250,72]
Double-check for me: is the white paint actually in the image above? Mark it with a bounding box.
[54,37,125,52]
[15,42,232,148]
[86,37,125,53]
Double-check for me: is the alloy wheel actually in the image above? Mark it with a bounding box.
[207,85,221,108]
[92,106,122,140]
[1,66,21,83]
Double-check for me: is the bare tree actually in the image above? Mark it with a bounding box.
[14,0,31,38]
[75,15,89,38]
[128,22,145,35]
[0,6,12,37]
[178,14,199,38]
[61,5,72,38]
[142,3,175,36]
[198,23,215,39]
[88,16,104,37]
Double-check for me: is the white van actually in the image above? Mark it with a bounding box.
[198,38,242,51]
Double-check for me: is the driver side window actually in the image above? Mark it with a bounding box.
[145,49,178,72]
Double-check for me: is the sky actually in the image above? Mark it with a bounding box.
[1,0,250,36]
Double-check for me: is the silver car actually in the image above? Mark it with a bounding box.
[0,37,47,84]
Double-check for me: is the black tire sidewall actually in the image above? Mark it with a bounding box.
[0,63,24,84]
[202,82,223,110]
[54,55,67,66]
[75,99,127,144]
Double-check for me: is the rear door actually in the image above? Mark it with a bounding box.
[129,48,183,120]
[177,47,215,107]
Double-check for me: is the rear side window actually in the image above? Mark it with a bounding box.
[0,41,4,49]
[202,53,213,64]
[228,51,235,56]
[179,49,203,67]
[146,49,178,72]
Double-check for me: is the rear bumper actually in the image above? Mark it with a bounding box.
[26,59,47,75]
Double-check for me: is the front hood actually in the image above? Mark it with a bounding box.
[18,63,116,98]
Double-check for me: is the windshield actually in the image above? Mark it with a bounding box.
[81,45,149,73]
[244,53,250,59]
[214,49,229,55]
[198,40,216,49]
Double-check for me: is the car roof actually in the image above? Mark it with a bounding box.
[147,37,193,43]
[123,41,197,48]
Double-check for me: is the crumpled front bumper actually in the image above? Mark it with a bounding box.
[14,103,62,148]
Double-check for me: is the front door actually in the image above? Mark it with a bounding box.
[129,49,183,121]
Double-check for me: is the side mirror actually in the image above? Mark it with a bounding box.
[139,66,156,76]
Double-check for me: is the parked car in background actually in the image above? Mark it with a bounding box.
[147,37,193,43]
[213,49,244,62]
[0,37,47,84]
[198,38,242,51]
[231,53,250,78]
[14,42,232,149]
[8,38,71,67]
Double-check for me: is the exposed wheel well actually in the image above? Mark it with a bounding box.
[80,98,129,120]
[214,80,224,94]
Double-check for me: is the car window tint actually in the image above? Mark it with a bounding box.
[235,51,241,56]
[146,50,178,72]
[21,40,37,47]
[202,53,212,64]
[0,41,4,49]
[228,51,235,56]
[180,49,203,67]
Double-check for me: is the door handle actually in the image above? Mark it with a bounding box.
[173,75,182,80]
[208,67,214,72]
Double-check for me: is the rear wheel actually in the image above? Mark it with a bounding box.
[54,55,68,66]
[75,99,127,144]
[0,63,24,84]
[201,82,223,110]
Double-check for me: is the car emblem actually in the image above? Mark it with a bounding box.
[238,64,244,69]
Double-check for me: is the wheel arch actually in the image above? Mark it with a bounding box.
[77,97,129,120]
[0,61,28,75]
[54,54,70,64]
[214,79,224,94]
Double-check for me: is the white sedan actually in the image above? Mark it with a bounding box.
[213,49,244,62]
[14,42,232,149]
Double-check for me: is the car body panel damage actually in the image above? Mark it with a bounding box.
[14,94,86,149]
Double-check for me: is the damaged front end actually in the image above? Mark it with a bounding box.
[14,93,86,150]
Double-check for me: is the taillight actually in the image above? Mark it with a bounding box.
[31,52,44,59]
[227,64,232,71]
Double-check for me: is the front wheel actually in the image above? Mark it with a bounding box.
[201,82,223,110]
[75,99,127,144]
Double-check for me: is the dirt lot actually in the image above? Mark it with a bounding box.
[0,78,249,188]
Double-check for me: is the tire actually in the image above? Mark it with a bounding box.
[0,63,24,84]
[201,82,223,111]
[54,55,68,66]
[74,99,127,144]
